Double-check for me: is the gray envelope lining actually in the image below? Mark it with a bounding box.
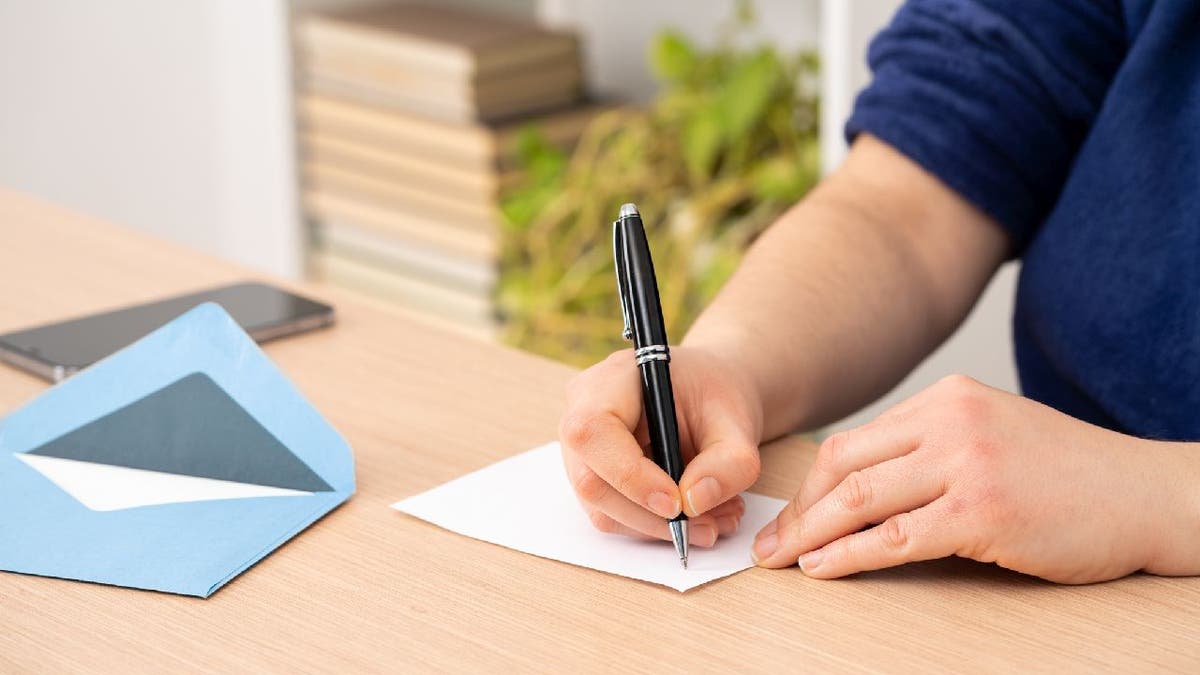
[27,372,333,492]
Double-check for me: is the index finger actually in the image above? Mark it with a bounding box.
[559,352,682,519]
[796,498,964,578]
[762,415,920,542]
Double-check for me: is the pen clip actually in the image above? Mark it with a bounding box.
[612,220,634,342]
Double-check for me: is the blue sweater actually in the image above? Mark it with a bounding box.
[846,0,1200,441]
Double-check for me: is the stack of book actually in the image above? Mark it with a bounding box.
[295,3,601,339]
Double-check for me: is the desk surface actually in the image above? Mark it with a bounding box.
[1,189,1198,672]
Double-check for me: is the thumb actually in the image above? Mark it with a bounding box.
[677,418,761,517]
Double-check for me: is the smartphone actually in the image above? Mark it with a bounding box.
[0,282,335,382]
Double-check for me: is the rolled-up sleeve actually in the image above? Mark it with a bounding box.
[845,0,1127,254]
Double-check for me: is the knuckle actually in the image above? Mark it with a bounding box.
[837,470,873,512]
[731,443,762,481]
[942,493,970,518]
[785,495,805,522]
[815,431,850,474]
[558,411,603,449]
[937,376,991,425]
[880,513,911,551]
[587,510,619,534]
[936,373,979,394]
[572,468,609,504]
[948,430,1002,470]
[593,349,633,378]
[970,481,1011,529]
[610,458,641,496]
[605,348,634,365]
[944,486,1008,558]
[964,436,1001,466]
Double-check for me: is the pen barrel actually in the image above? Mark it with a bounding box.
[618,216,669,349]
[617,206,685,523]
[639,360,684,520]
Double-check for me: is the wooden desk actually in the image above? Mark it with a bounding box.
[1,189,1197,672]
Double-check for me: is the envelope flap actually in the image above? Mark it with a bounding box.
[0,302,353,493]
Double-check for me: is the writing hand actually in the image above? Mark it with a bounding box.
[559,346,765,547]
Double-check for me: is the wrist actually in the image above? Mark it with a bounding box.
[1138,439,1200,576]
[680,329,772,444]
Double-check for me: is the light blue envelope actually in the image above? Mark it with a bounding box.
[0,303,355,597]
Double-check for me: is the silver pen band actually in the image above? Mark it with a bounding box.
[634,344,670,365]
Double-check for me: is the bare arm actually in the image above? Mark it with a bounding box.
[558,135,1200,583]
[685,134,1008,439]
[558,134,1012,536]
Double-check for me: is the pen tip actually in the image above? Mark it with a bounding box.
[619,203,639,218]
[681,556,688,570]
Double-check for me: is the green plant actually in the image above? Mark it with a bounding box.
[498,4,820,366]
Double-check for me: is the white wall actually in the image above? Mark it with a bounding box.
[819,0,903,174]
[0,0,300,278]
[540,0,819,104]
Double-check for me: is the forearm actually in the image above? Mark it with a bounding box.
[684,136,1007,439]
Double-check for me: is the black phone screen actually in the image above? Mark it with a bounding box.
[0,282,333,377]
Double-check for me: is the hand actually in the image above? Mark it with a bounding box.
[752,375,1200,583]
[559,346,765,547]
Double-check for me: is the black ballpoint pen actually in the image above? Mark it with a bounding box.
[612,202,689,569]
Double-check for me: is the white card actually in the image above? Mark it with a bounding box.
[14,454,314,512]
[392,442,787,592]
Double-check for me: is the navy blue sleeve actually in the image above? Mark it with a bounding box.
[845,0,1128,255]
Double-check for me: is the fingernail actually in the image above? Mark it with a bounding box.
[692,523,718,547]
[647,491,679,518]
[752,533,778,564]
[755,519,778,542]
[685,476,721,516]
[798,549,823,574]
[716,515,740,536]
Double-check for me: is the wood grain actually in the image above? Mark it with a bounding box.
[0,188,1197,672]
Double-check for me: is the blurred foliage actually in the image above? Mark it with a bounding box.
[498,2,820,366]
